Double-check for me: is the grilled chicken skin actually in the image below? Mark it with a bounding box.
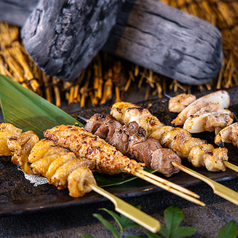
[215,122,238,147]
[183,109,234,134]
[0,123,22,156]
[111,102,228,172]
[85,114,181,177]
[8,130,39,174]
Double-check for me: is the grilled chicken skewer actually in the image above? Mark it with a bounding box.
[44,125,204,205]
[110,102,238,205]
[0,128,161,232]
[110,101,238,173]
[0,122,201,204]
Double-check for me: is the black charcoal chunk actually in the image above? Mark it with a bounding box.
[21,0,124,82]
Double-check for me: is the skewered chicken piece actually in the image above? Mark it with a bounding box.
[110,102,164,137]
[0,123,39,174]
[0,123,22,156]
[44,125,204,205]
[28,138,96,196]
[183,109,234,135]
[171,90,230,126]
[169,93,196,113]
[111,102,228,172]
[215,122,238,147]
[8,130,39,174]
[84,114,181,177]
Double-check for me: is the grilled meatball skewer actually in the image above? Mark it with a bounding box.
[111,102,229,172]
[84,114,181,177]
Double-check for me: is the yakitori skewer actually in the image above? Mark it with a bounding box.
[0,126,161,233]
[111,101,238,173]
[110,101,238,206]
[79,114,201,198]
[44,124,204,206]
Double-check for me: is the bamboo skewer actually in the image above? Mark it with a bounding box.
[76,115,203,205]
[223,161,238,173]
[134,170,204,206]
[88,182,161,233]
[172,161,238,206]
[138,169,199,198]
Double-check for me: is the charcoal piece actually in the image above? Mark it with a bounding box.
[21,0,123,82]
[103,0,223,85]
[3,0,222,84]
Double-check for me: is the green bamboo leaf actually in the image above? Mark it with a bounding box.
[99,208,123,230]
[0,74,81,138]
[171,226,197,238]
[0,75,155,187]
[93,213,119,238]
[217,220,237,238]
[164,205,183,235]
[157,226,168,237]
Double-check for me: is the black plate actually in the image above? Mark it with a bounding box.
[1,87,238,216]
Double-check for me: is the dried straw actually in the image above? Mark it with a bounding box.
[0,0,237,107]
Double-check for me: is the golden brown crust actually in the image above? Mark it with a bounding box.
[68,167,96,197]
[169,93,196,113]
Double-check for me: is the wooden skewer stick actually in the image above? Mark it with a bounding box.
[88,182,161,233]
[138,169,199,198]
[223,161,238,173]
[172,161,238,206]
[76,115,204,205]
[134,170,205,207]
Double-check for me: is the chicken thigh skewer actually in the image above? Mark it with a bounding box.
[44,125,204,205]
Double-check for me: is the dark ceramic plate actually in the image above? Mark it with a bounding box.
[1,87,238,216]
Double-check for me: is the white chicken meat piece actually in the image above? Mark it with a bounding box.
[183,109,234,134]
[171,90,230,126]
[215,122,238,147]
[169,93,196,113]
